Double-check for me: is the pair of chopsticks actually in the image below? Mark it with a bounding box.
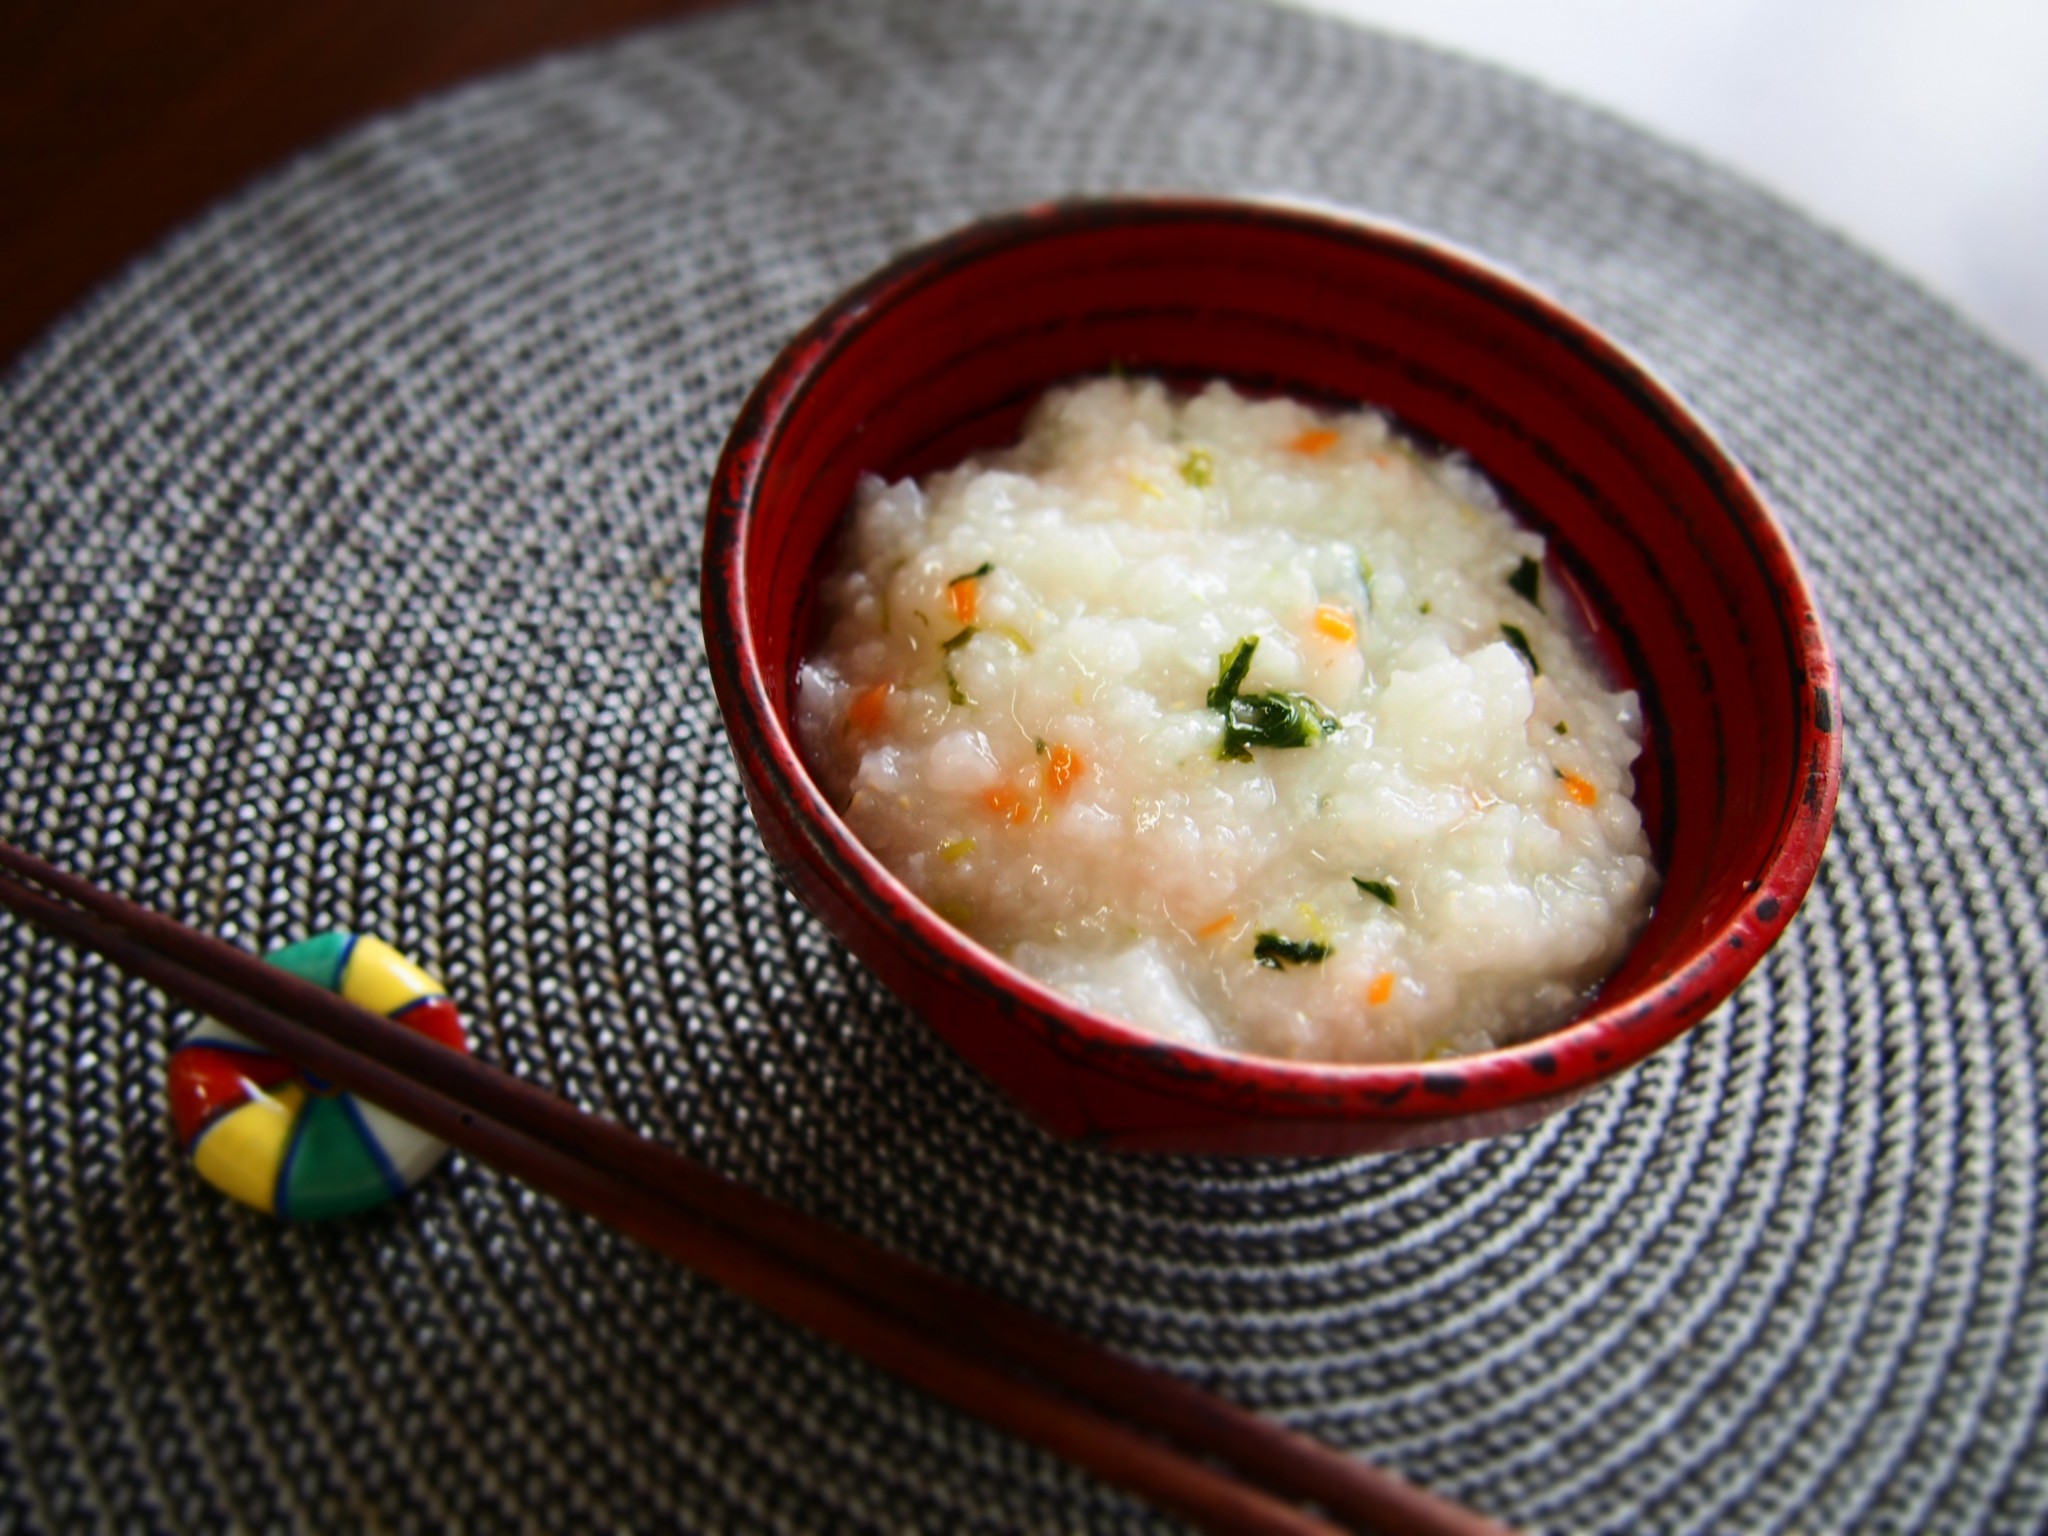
[0,842,1512,1536]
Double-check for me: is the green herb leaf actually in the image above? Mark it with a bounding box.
[1254,932,1332,969]
[1509,556,1542,608]
[948,561,994,587]
[1219,691,1339,761]
[1500,623,1541,675]
[942,625,977,705]
[1207,636,1337,758]
[1353,878,1398,908]
[1208,637,1258,710]
[1179,449,1215,488]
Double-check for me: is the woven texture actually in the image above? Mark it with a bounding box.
[3,0,2045,1530]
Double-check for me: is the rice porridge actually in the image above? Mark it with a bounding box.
[796,378,1657,1062]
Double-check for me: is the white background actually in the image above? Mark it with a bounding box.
[1287,0,2048,374]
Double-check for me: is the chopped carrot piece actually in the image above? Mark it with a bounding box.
[847,684,891,733]
[1045,743,1083,795]
[1561,773,1599,807]
[1367,971,1396,1006]
[948,578,979,624]
[982,785,1033,824]
[1196,913,1237,940]
[1288,427,1340,456]
[1312,603,1356,642]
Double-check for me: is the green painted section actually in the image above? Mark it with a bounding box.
[264,931,352,993]
[279,1096,394,1221]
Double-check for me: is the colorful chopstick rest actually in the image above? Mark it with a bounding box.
[167,931,467,1221]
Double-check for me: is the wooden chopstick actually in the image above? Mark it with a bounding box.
[0,842,1515,1536]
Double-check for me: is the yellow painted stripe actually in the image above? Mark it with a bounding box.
[191,1083,306,1214]
[340,935,444,1018]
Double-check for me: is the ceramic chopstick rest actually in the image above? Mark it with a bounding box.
[167,931,467,1220]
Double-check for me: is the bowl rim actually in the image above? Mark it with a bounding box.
[704,193,1842,1123]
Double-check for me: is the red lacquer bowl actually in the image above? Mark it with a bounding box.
[702,198,1840,1157]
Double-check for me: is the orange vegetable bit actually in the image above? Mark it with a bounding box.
[847,684,892,733]
[947,578,980,625]
[1195,913,1237,940]
[1287,426,1341,456]
[982,785,1034,825]
[1367,971,1396,1006]
[1312,603,1356,643]
[1561,772,1599,807]
[1044,743,1084,795]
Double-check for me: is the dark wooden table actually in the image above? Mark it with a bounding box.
[1,0,731,366]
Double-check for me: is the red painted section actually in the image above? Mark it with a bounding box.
[167,1044,295,1147]
[394,996,466,1052]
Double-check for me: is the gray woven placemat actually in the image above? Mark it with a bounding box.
[3,0,2044,1530]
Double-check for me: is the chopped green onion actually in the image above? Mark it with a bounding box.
[1353,878,1398,908]
[1180,449,1214,488]
[1254,932,1331,969]
[1501,623,1540,675]
[948,561,994,587]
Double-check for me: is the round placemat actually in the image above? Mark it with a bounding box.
[3,0,2044,1530]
